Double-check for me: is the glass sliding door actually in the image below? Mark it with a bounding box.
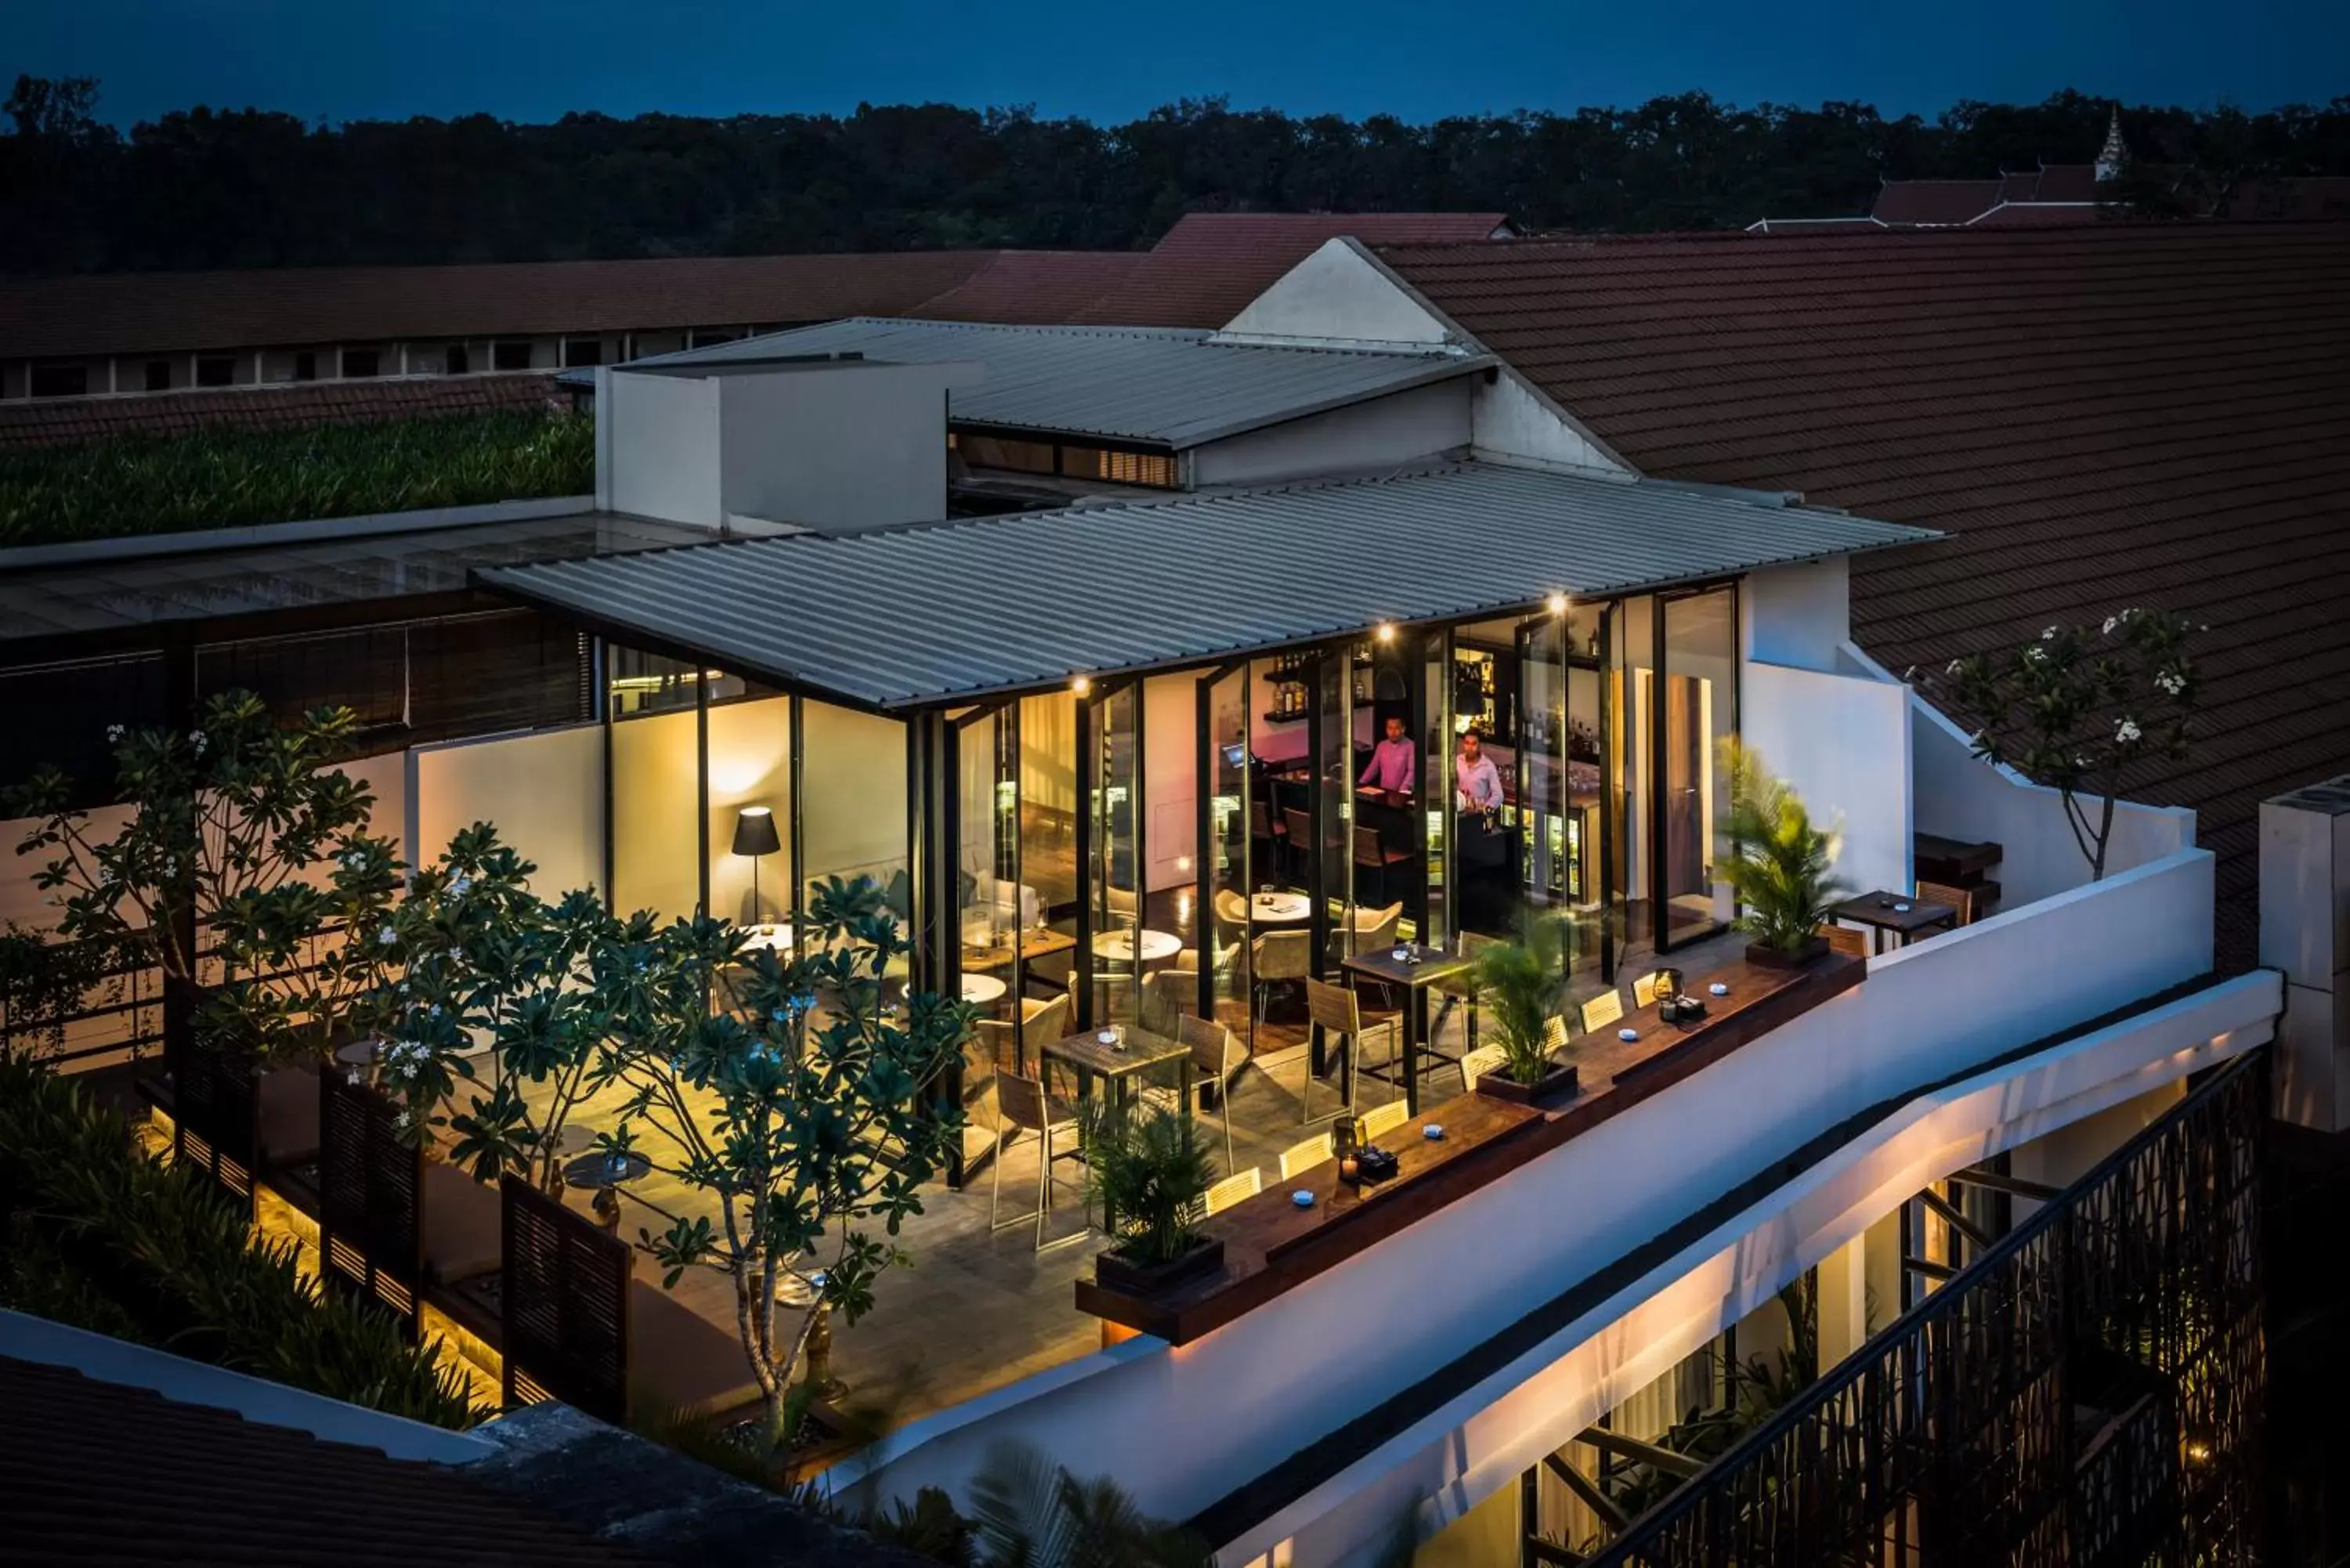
[1610,597,1657,963]
[1082,681,1144,1028]
[1660,585,1740,948]
[1199,663,1252,1050]
[950,702,1015,1171]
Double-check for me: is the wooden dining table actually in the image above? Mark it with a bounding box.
[1339,941,1476,1113]
[1042,1024,1191,1231]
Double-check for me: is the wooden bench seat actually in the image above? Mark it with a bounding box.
[420,1162,504,1284]
[627,1277,763,1418]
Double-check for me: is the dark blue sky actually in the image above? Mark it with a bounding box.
[5,0,2343,128]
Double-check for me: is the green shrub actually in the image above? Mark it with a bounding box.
[0,1053,482,1428]
[0,409,593,547]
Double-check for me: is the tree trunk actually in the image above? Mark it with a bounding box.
[2092,788,2118,881]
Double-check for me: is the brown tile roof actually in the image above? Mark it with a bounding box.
[0,251,1010,359]
[902,247,1148,322]
[1069,211,1513,327]
[1870,179,2009,226]
[1382,222,2350,968]
[0,1353,646,1566]
[0,372,566,450]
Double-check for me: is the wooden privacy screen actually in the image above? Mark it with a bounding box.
[500,1175,631,1422]
[171,1029,258,1219]
[316,1071,423,1335]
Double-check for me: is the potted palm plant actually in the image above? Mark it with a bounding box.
[1470,921,1580,1107]
[1719,740,1849,969]
[1084,1100,1224,1294]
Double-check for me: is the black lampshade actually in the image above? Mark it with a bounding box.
[732,806,780,858]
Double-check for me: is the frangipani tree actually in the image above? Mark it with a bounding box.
[615,876,968,1451]
[6,693,402,1064]
[1927,609,2198,881]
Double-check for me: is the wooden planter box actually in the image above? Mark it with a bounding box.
[1094,1235,1226,1295]
[1745,937,1829,970]
[1477,1060,1581,1108]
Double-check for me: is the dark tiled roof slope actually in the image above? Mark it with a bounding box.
[0,373,565,450]
[1384,223,2350,968]
[0,1353,645,1566]
[905,248,1147,323]
[1070,211,1511,327]
[0,252,1007,359]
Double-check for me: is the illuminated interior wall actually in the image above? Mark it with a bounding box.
[706,695,791,927]
[610,704,700,922]
[407,724,602,898]
[801,698,909,909]
[1142,672,1195,892]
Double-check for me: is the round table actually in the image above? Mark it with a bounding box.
[1092,928,1182,964]
[960,974,1008,1006]
[562,1149,653,1230]
[741,923,795,954]
[1249,891,1311,923]
[332,1037,381,1068]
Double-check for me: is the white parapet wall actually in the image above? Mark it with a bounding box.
[1740,656,1913,898]
[837,845,2235,1550]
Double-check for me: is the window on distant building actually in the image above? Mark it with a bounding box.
[493,341,534,371]
[196,356,234,388]
[1064,445,1178,489]
[956,435,1058,476]
[144,361,172,392]
[342,349,381,378]
[30,366,88,398]
[562,338,602,367]
[294,352,317,381]
[445,343,470,375]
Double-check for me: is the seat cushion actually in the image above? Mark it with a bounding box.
[420,1161,504,1284]
[628,1278,763,1418]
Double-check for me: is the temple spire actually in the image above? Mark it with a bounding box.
[2095,108,2130,182]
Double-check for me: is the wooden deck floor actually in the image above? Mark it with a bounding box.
[515,922,1749,1433]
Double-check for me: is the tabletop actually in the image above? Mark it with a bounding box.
[964,928,1077,971]
[1043,1024,1188,1079]
[1211,1089,1542,1263]
[960,974,1008,1006]
[1830,892,1958,935]
[1249,891,1311,923]
[1341,942,1476,988]
[1093,928,1183,963]
[562,1150,652,1190]
[333,1037,380,1067]
[740,923,794,953]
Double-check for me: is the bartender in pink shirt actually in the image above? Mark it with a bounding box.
[1357,716,1417,795]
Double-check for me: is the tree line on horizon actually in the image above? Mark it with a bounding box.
[3,75,2347,276]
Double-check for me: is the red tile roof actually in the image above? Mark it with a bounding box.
[1069,211,1513,327]
[0,372,566,450]
[904,247,1148,323]
[0,252,1010,360]
[1870,179,2011,226]
[1382,223,2350,967]
[0,1353,645,1566]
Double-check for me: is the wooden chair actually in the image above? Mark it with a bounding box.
[1138,968,1195,1036]
[1360,1100,1411,1140]
[1578,989,1625,1035]
[1203,1167,1264,1217]
[1914,880,1976,930]
[1249,800,1285,873]
[1433,930,1501,1054]
[1302,976,1400,1124]
[1213,887,1253,930]
[983,992,1071,1087]
[1353,826,1415,906]
[1459,1043,1507,1087]
[1542,1014,1569,1053]
[1632,971,1662,1009]
[1282,807,1315,885]
[1278,1132,1333,1180]
[991,1070,1086,1251]
[1251,927,1313,1021]
[1151,1013,1247,1173]
[1817,922,1868,959]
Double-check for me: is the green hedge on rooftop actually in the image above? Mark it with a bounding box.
[0,409,595,548]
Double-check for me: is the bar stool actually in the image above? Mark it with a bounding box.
[1300,976,1400,1125]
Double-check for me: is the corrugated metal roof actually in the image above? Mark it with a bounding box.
[480,461,1937,710]
[596,317,1490,449]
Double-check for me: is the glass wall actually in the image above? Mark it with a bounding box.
[1085,682,1143,1028]
[1201,663,1253,1047]
[801,697,910,924]
[1661,587,1739,944]
[1609,597,1657,960]
[706,693,791,929]
[608,649,701,923]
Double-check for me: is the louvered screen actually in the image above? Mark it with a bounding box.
[316,1073,422,1332]
[500,1176,631,1422]
[172,1029,258,1216]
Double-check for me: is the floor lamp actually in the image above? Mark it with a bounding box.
[732,805,780,924]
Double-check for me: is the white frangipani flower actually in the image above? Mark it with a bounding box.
[106,724,125,742]
[2115,718,2142,745]
[2102,616,2117,634]
[2041,626,2058,641]
[377,925,398,945]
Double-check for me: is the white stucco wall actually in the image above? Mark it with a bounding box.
[717,361,960,533]
[604,370,722,526]
[1190,379,1473,488]
[1466,371,1629,476]
[1740,657,1914,900]
[1742,558,1851,672]
[1214,240,1456,346]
